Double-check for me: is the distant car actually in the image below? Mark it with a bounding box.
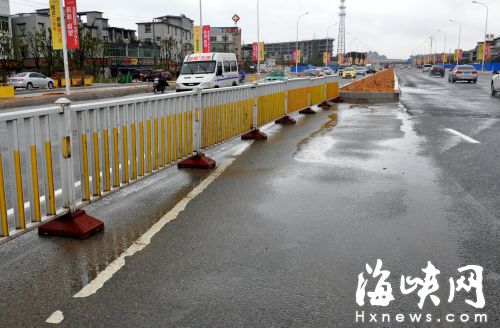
[492,70,500,95]
[338,64,350,74]
[422,64,432,73]
[430,65,445,77]
[132,69,153,82]
[8,72,55,90]
[342,67,357,79]
[353,66,367,76]
[366,65,376,74]
[265,70,289,81]
[321,67,333,75]
[303,69,323,77]
[448,65,478,83]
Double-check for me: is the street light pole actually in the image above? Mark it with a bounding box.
[257,0,260,76]
[199,0,203,26]
[472,0,489,71]
[58,0,71,95]
[437,30,447,66]
[450,19,461,66]
[295,12,309,76]
[326,23,337,66]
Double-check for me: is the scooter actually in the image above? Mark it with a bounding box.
[153,77,168,93]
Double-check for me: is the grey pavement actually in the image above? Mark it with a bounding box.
[1,69,498,327]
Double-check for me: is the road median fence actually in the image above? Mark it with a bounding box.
[0,76,338,242]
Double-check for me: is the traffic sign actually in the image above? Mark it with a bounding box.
[232,14,240,23]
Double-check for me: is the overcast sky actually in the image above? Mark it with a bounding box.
[10,0,500,59]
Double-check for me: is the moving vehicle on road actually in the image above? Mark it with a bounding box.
[153,76,168,93]
[492,70,500,95]
[353,66,367,76]
[265,70,289,81]
[430,65,445,77]
[342,67,357,79]
[176,53,240,92]
[321,67,334,75]
[338,63,350,74]
[422,64,432,73]
[448,65,478,83]
[303,69,324,77]
[366,64,376,74]
[8,72,55,90]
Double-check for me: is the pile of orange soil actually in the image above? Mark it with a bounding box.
[341,68,395,93]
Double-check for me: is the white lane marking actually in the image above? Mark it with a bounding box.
[445,128,481,144]
[73,144,250,298]
[46,310,64,324]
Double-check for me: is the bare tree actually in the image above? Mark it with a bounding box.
[159,36,177,71]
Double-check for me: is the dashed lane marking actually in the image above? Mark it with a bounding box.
[445,128,481,144]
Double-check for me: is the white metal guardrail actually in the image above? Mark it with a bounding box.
[0,76,339,242]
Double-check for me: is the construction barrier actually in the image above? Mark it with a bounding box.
[0,84,15,99]
[0,76,339,242]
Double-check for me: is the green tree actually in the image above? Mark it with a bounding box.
[159,36,177,70]
[0,33,15,82]
[24,28,49,71]
[72,25,103,71]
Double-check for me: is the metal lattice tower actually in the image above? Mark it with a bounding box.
[337,0,346,58]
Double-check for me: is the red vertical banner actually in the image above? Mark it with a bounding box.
[327,51,331,65]
[458,49,463,62]
[253,42,258,61]
[64,0,79,49]
[485,43,490,60]
[202,25,211,53]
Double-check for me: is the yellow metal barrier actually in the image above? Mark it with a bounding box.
[0,84,14,99]
[0,78,339,242]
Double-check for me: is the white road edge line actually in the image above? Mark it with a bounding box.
[73,142,251,298]
[445,128,481,144]
[46,310,64,324]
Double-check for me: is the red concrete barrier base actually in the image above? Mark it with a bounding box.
[178,153,216,169]
[275,115,297,125]
[299,107,316,114]
[38,210,104,239]
[241,129,268,140]
[319,101,332,109]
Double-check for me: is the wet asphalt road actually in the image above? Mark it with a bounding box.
[1,70,499,327]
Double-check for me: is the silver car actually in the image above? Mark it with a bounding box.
[448,65,478,84]
[353,66,367,76]
[9,72,55,90]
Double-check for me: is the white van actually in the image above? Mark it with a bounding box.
[176,53,240,92]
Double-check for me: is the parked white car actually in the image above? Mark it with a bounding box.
[9,72,55,90]
[492,70,500,95]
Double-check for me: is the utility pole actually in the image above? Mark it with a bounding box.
[337,0,346,62]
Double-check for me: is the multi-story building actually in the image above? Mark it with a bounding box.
[10,9,51,38]
[210,27,242,60]
[137,14,193,45]
[0,0,10,35]
[78,11,135,43]
[244,38,335,64]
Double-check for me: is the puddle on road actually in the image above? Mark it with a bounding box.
[294,113,338,164]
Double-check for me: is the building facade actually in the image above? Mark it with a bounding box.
[210,27,242,60]
[244,38,335,65]
[0,0,9,34]
[137,14,193,45]
[11,9,51,39]
[78,11,135,43]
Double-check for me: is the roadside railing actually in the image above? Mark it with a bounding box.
[0,76,339,242]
